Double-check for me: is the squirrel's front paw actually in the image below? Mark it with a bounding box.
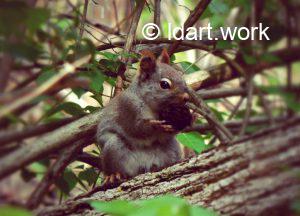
[148,120,175,133]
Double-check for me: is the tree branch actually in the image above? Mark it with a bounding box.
[114,0,145,96]
[0,56,90,120]
[26,138,91,209]
[0,111,99,179]
[191,46,300,90]
[36,118,300,216]
[168,0,212,55]
[0,117,77,146]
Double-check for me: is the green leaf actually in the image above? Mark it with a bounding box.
[201,7,213,19]
[176,132,211,153]
[55,169,78,195]
[48,102,86,117]
[179,61,200,74]
[137,195,186,206]
[260,53,281,63]
[84,105,100,113]
[36,69,56,85]
[91,94,104,107]
[98,59,123,74]
[98,51,119,61]
[291,199,300,214]
[281,92,300,112]
[28,162,47,173]
[261,86,300,112]
[72,87,86,99]
[90,196,218,216]
[26,8,50,33]
[209,0,229,14]
[190,206,218,216]
[55,18,73,31]
[0,205,32,216]
[170,55,176,63]
[5,113,27,125]
[105,76,116,87]
[242,54,257,65]
[0,1,26,36]
[210,107,226,121]
[78,168,99,186]
[2,40,43,61]
[119,52,139,59]
[75,164,85,170]
[89,71,105,93]
[216,41,234,50]
[134,195,189,216]
[89,200,137,215]
[232,0,251,12]
[263,74,280,86]
[30,95,51,104]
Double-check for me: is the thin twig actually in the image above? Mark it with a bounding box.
[237,0,258,138]
[168,0,212,55]
[114,0,145,96]
[238,75,254,137]
[188,89,233,144]
[256,86,274,125]
[153,0,161,35]
[0,54,13,92]
[185,115,292,133]
[26,138,91,209]
[112,0,120,33]
[79,0,89,40]
[0,55,90,119]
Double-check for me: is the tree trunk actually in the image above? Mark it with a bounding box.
[37,118,300,216]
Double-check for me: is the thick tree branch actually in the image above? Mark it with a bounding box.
[37,118,300,216]
[0,111,100,179]
[0,117,77,146]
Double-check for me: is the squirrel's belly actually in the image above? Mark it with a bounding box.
[123,148,168,177]
[127,136,156,147]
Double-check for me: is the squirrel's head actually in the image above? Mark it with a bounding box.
[137,49,190,111]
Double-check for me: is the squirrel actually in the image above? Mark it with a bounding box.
[96,49,191,186]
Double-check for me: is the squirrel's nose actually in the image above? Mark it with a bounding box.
[180,92,190,103]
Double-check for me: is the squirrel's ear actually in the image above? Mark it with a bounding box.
[139,50,156,75]
[158,48,170,64]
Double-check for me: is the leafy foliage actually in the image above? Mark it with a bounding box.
[0,205,32,216]
[177,132,212,154]
[89,195,218,216]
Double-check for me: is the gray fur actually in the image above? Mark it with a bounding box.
[97,59,188,177]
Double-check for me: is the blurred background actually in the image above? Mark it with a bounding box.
[0,0,299,214]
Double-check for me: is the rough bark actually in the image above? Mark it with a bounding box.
[0,111,101,179]
[37,118,300,216]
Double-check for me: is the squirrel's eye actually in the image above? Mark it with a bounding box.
[160,78,172,89]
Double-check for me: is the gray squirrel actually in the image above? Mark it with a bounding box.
[96,49,191,185]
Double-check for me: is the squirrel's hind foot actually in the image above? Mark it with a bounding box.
[101,173,127,189]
